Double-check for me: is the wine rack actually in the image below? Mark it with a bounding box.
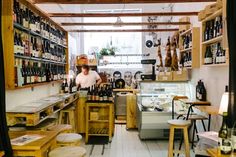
[199,1,229,67]
[179,27,200,69]
[2,0,69,89]
[85,102,114,143]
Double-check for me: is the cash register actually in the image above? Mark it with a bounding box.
[141,59,156,81]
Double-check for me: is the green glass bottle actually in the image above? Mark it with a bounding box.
[218,112,232,155]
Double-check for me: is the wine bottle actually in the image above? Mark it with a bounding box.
[198,81,206,101]
[99,87,103,101]
[14,58,24,87]
[72,79,77,93]
[196,80,200,100]
[69,79,73,93]
[204,46,213,64]
[103,86,108,101]
[14,31,19,54]
[87,86,92,101]
[108,86,113,101]
[204,21,210,41]
[189,33,192,48]
[64,79,68,93]
[219,112,232,155]
[215,43,221,64]
[95,86,99,101]
[26,61,31,84]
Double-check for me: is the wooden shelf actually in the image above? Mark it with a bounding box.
[14,55,67,65]
[201,9,223,22]
[202,63,228,67]
[179,47,192,53]
[89,120,109,123]
[202,35,223,45]
[2,0,69,89]
[13,80,63,90]
[85,102,114,143]
[14,22,68,48]
[179,28,192,37]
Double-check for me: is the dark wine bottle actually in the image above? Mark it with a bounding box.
[87,86,92,101]
[204,46,213,65]
[219,112,232,155]
[64,79,68,93]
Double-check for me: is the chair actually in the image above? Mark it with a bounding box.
[49,146,86,157]
[58,106,76,132]
[168,119,191,157]
[56,133,82,147]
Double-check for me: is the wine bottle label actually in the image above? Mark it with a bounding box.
[95,96,99,101]
[65,87,68,92]
[103,96,108,101]
[198,93,202,100]
[219,137,232,154]
[99,96,103,101]
[27,76,31,84]
[72,87,77,92]
[232,135,236,151]
[222,56,226,63]
[87,95,91,101]
[14,45,18,54]
[204,58,213,64]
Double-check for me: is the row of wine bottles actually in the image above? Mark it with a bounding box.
[14,29,66,62]
[87,85,113,102]
[179,51,192,68]
[60,79,77,94]
[181,33,192,50]
[204,42,226,65]
[13,0,66,46]
[204,15,223,41]
[14,58,66,87]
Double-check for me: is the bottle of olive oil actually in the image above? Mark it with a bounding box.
[218,112,232,155]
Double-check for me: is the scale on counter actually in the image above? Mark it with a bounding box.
[141,59,156,81]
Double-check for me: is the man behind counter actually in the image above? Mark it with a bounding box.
[76,64,102,89]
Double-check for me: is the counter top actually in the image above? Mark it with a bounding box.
[113,89,139,93]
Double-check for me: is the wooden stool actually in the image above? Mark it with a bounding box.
[168,119,191,157]
[58,107,76,132]
[56,133,82,147]
[49,146,86,157]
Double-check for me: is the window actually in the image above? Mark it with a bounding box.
[83,9,142,68]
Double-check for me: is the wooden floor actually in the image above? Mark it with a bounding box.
[80,124,195,157]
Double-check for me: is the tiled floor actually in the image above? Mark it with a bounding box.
[80,124,195,157]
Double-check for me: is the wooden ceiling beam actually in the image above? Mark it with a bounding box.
[33,0,216,4]
[67,28,179,32]
[61,21,190,26]
[49,12,198,17]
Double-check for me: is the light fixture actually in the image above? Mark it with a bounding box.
[219,86,229,115]
[114,17,123,27]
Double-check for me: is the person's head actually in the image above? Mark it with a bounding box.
[124,71,132,86]
[134,71,143,80]
[81,64,89,75]
[113,71,122,80]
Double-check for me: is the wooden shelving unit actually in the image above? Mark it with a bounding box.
[200,1,229,67]
[6,93,78,126]
[2,0,69,89]
[179,27,200,69]
[85,102,114,143]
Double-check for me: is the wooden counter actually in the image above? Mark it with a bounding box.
[6,93,78,126]
[9,131,57,157]
[207,148,236,157]
[113,89,140,94]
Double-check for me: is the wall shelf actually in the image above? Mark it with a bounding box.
[201,35,223,45]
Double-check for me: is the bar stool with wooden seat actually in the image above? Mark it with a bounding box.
[56,133,82,147]
[49,146,86,157]
[58,106,76,132]
[168,119,191,157]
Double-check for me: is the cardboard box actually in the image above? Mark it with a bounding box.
[173,69,189,81]
[157,72,173,81]
[179,17,191,33]
[90,112,99,120]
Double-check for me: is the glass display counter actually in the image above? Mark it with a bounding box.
[137,81,190,139]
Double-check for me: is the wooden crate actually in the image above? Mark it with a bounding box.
[173,69,189,81]
[157,72,173,81]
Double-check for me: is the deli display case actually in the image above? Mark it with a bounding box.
[137,81,191,139]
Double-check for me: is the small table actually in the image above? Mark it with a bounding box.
[195,105,219,131]
[179,99,211,130]
[207,148,236,157]
[10,131,57,157]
